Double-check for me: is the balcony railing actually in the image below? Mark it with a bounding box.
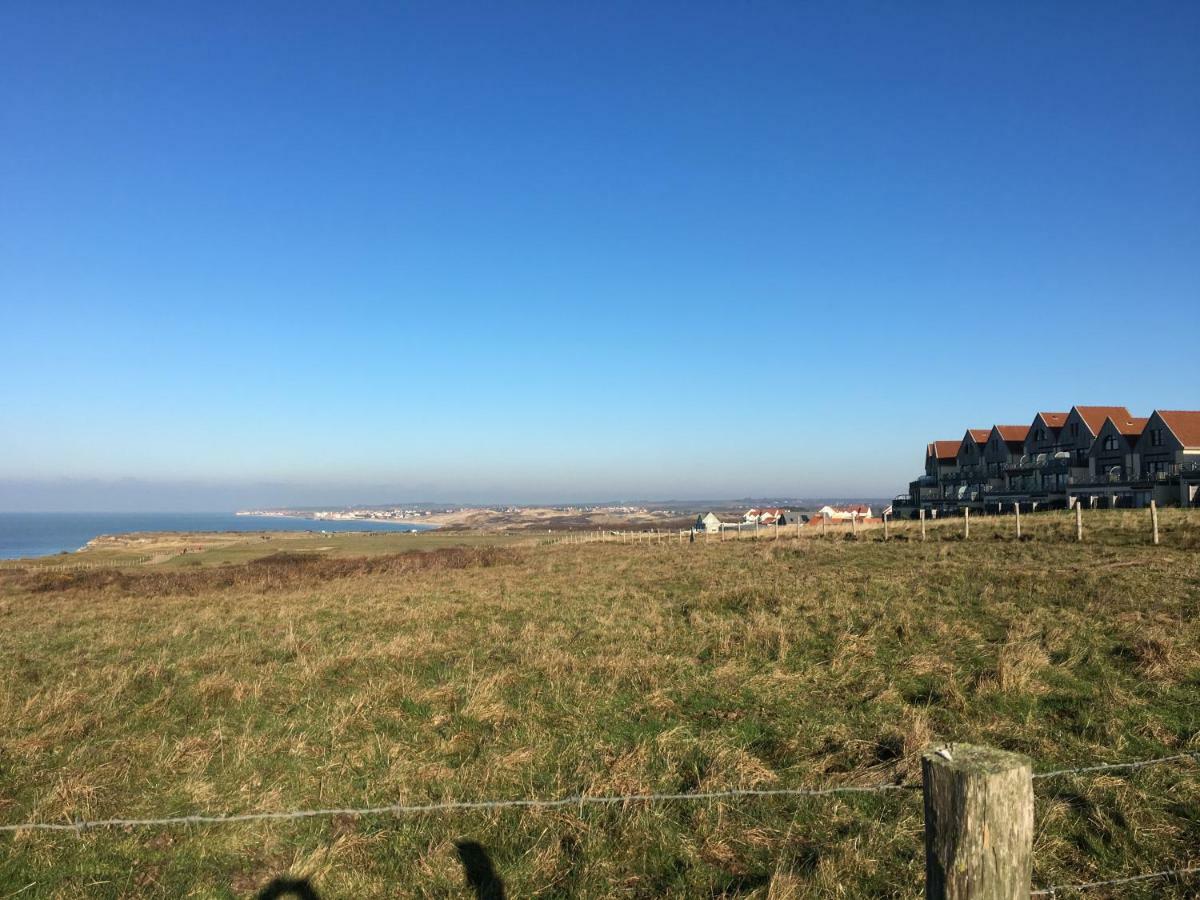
[1005,457,1073,475]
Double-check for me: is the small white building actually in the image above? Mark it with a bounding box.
[815,504,872,521]
[744,507,789,526]
[694,512,724,533]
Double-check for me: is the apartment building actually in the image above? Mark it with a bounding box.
[896,406,1200,515]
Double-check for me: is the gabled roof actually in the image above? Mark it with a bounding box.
[1073,405,1132,435]
[1156,410,1200,449]
[1111,416,1148,438]
[1035,412,1069,430]
[992,425,1030,444]
[928,440,961,460]
[966,429,991,444]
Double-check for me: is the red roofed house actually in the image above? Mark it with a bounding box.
[1141,411,1200,505]
[1023,411,1069,458]
[925,440,960,478]
[1089,414,1149,482]
[910,440,961,505]
[956,429,991,470]
[983,425,1029,486]
[1059,406,1133,466]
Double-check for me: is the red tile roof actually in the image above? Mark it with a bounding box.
[1111,416,1148,438]
[966,429,991,444]
[929,440,960,460]
[1157,410,1200,449]
[1074,405,1132,435]
[993,425,1030,443]
[1036,412,1069,429]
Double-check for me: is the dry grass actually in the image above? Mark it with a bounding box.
[0,510,1198,897]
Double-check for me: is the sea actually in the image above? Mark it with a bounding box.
[0,512,434,561]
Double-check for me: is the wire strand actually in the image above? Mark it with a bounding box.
[1031,864,1200,896]
[1033,751,1199,779]
[0,782,917,833]
[2,750,1194,834]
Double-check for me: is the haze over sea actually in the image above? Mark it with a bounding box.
[0,512,433,561]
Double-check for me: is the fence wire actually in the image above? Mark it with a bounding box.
[0,782,917,834]
[3,749,1195,835]
[1032,863,1200,896]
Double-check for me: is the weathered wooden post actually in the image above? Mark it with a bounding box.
[755,520,760,540]
[883,512,889,540]
[821,515,827,538]
[920,509,926,541]
[774,522,779,540]
[1075,500,1083,542]
[1014,502,1020,540]
[851,513,857,538]
[1150,500,1159,546]
[963,507,970,539]
[922,743,1034,900]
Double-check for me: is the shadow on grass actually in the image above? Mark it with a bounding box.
[252,842,505,899]
[455,840,507,899]
[257,877,321,899]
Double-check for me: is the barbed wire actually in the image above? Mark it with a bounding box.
[0,782,917,833]
[1032,864,1200,896]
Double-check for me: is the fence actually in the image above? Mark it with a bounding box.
[0,554,154,572]
[2,744,1195,897]
[542,502,1184,548]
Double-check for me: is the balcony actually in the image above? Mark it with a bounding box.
[1006,456,1072,475]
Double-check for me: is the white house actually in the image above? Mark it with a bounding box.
[694,512,724,533]
[744,507,789,525]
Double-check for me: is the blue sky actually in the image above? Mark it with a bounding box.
[2,2,1198,509]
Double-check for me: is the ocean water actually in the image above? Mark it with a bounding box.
[0,512,434,560]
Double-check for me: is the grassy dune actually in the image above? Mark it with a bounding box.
[1,511,1198,897]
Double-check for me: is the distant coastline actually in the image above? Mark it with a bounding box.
[0,512,434,561]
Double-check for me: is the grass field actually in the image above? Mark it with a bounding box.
[1,510,1198,897]
[0,528,532,571]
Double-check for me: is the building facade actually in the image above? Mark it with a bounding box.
[894,406,1200,515]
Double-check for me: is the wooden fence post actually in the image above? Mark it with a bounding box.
[851,513,857,538]
[922,743,1034,900]
[883,512,889,540]
[822,515,827,538]
[920,509,926,541]
[1014,502,1020,540]
[1150,500,1159,546]
[1075,501,1083,542]
[963,507,970,539]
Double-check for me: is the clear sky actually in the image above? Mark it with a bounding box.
[2,2,1198,510]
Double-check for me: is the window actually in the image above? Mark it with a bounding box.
[1149,428,1163,447]
[1103,434,1118,451]
[1071,423,1079,438]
